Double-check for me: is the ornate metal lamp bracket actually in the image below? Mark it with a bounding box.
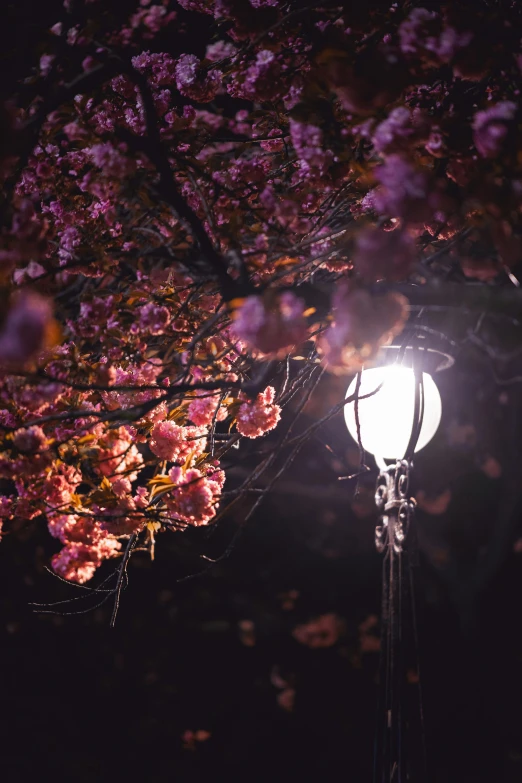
[374,459,417,555]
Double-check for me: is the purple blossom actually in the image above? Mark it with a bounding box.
[137,303,171,335]
[131,51,177,86]
[129,3,176,35]
[206,41,236,61]
[398,8,473,64]
[373,155,439,223]
[289,120,333,176]
[319,286,408,373]
[372,107,430,155]
[233,50,282,102]
[39,54,55,76]
[175,54,222,102]
[472,101,517,158]
[13,425,48,453]
[88,143,135,178]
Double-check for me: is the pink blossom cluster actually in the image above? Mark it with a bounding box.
[371,107,430,155]
[137,302,171,335]
[290,120,334,177]
[96,426,143,483]
[236,386,281,439]
[164,465,225,526]
[398,8,473,65]
[319,286,408,374]
[13,425,48,453]
[175,54,222,102]
[52,538,122,584]
[149,420,208,462]
[188,391,227,427]
[236,50,282,102]
[88,143,136,178]
[373,155,450,225]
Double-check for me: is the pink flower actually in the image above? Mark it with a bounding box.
[111,477,132,498]
[233,292,307,356]
[44,465,82,509]
[236,386,281,439]
[188,392,227,427]
[237,50,283,102]
[149,421,207,462]
[97,426,143,482]
[13,425,48,453]
[290,120,333,176]
[137,302,171,335]
[472,101,517,159]
[165,465,223,526]
[88,143,135,178]
[52,538,121,584]
[131,51,177,86]
[318,286,408,374]
[177,0,214,12]
[371,107,430,155]
[373,155,432,223]
[373,155,451,225]
[398,8,472,65]
[175,54,222,102]
[47,513,106,545]
[206,40,236,61]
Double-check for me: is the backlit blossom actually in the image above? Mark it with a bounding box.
[137,302,171,335]
[13,425,48,453]
[149,421,207,462]
[236,387,281,438]
[319,287,408,374]
[97,426,143,483]
[52,538,121,584]
[164,465,223,526]
[188,392,227,427]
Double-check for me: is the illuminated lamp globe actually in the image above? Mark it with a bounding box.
[344,365,442,461]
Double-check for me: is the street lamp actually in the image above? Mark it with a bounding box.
[344,364,442,464]
[343,338,453,781]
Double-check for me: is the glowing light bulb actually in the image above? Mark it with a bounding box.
[344,365,442,461]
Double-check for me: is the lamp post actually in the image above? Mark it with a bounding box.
[344,338,453,782]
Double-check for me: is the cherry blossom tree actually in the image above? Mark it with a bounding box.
[1,0,521,619]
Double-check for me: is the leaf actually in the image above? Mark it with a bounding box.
[182,449,196,472]
[148,475,175,486]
